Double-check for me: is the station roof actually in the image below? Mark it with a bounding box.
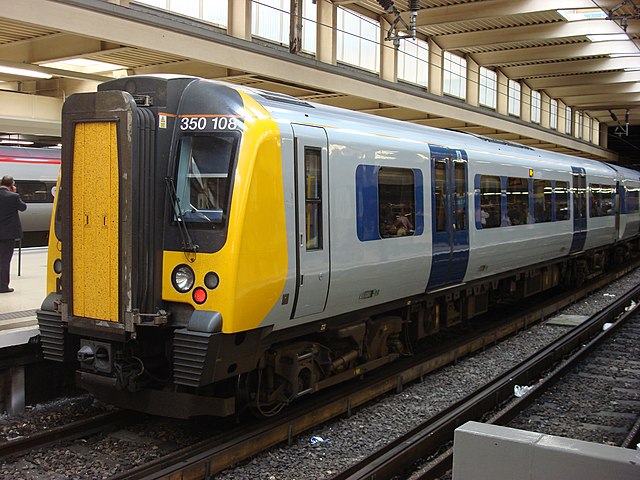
[0,1,638,163]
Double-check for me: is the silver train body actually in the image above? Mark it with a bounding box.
[0,146,60,243]
[36,76,640,418]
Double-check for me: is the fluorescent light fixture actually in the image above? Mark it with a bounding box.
[558,8,607,21]
[0,139,34,145]
[610,53,640,57]
[40,58,126,74]
[0,65,52,79]
[587,34,629,42]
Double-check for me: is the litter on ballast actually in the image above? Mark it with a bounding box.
[514,385,533,398]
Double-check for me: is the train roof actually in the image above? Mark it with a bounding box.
[230,81,626,177]
[0,146,60,164]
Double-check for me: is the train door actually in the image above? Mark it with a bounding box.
[570,167,587,253]
[291,124,330,318]
[427,145,470,289]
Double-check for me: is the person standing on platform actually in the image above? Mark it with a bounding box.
[0,175,27,293]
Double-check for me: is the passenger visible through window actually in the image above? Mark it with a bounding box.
[479,175,501,228]
[533,180,552,223]
[589,183,615,217]
[506,177,529,225]
[379,167,415,238]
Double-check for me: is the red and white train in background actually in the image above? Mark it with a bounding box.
[0,146,60,245]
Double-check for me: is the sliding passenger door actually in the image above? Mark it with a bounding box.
[292,124,330,318]
[570,167,587,253]
[427,145,470,289]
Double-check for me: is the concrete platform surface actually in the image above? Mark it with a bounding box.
[0,246,48,317]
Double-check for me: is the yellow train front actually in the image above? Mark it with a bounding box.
[36,75,310,417]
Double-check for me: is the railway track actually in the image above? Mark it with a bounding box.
[107,264,640,480]
[0,410,137,458]
[332,279,640,480]
[1,263,638,477]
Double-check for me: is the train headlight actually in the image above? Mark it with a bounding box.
[53,258,62,274]
[172,264,195,293]
[204,272,219,290]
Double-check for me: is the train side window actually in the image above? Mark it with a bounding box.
[506,177,529,226]
[14,180,53,203]
[479,175,501,229]
[626,184,640,213]
[378,167,415,238]
[434,161,447,232]
[304,147,323,250]
[454,159,466,231]
[533,180,552,223]
[554,181,570,221]
[602,184,615,216]
[572,172,586,220]
[589,183,615,217]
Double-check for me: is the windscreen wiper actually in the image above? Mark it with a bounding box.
[165,176,198,253]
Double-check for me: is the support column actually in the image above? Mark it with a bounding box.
[558,100,568,134]
[379,18,397,83]
[428,39,442,96]
[599,122,607,148]
[316,0,336,65]
[466,57,479,107]
[541,91,550,129]
[520,83,531,123]
[496,71,508,116]
[228,0,252,41]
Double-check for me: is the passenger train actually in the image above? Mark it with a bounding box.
[36,75,640,418]
[0,146,60,245]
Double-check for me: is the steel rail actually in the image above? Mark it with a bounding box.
[108,262,640,480]
[0,409,137,459]
[333,282,640,480]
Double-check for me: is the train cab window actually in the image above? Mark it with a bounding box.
[479,175,501,228]
[175,134,238,224]
[379,167,415,238]
[589,183,615,217]
[554,181,570,221]
[506,177,529,226]
[304,148,322,250]
[14,180,55,203]
[533,180,552,223]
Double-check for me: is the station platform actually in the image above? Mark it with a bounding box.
[0,246,48,348]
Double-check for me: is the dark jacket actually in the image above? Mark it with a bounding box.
[0,186,27,240]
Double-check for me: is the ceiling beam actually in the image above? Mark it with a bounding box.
[527,70,640,89]
[561,92,640,106]
[403,0,594,27]
[501,57,633,79]
[548,82,640,97]
[436,20,623,50]
[474,41,637,66]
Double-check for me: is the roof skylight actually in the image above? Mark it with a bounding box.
[557,8,607,21]
[40,58,126,74]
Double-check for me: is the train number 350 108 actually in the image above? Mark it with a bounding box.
[180,116,240,131]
